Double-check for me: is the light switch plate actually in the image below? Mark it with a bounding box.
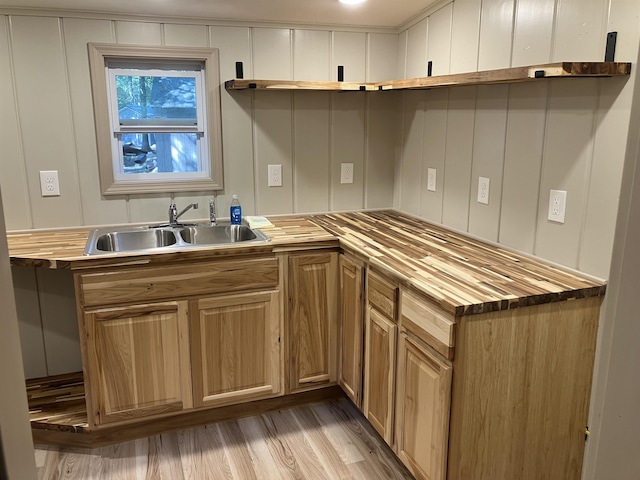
[268,164,282,187]
[40,170,60,196]
[548,189,567,223]
[427,168,437,192]
[477,176,490,205]
[341,163,354,184]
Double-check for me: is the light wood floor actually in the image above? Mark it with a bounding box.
[34,398,414,479]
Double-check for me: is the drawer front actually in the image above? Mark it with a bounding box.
[78,257,279,307]
[367,271,398,321]
[401,289,455,360]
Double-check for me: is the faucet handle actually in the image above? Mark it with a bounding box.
[209,198,217,225]
[168,203,178,224]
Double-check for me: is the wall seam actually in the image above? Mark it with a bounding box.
[532,82,554,256]
[290,29,297,213]
[4,15,34,229]
[466,87,479,233]
[476,0,483,71]
[59,16,85,226]
[496,84,512,243]
[328,31,334,210]
[417,90,426,216]
[549,0,560,61]
[576,79,603,270]
[439,89,450,223]
[249,27,259,214]
[363,32,370,208]
[32,269,49,376]
[508,0,518,67]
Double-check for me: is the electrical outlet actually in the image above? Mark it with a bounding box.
[40,170,60,196]
[341,163,354,184]
[548,189,567,223]
[477,176,490,205]
[427,168,437,192]
[268,164,282,187]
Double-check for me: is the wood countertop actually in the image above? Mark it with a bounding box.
[6,217,337,269]
[311,211,605,316]
[6,210,604,315]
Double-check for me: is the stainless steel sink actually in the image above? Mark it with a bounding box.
[84,223,270,255]
[179,225,269,245]
[94,229,177,253]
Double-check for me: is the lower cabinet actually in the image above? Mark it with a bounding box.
[395,332,452,480]
[339,254,364,406]
[362,306,396,444]
[190,291,281,408]
[84,300,193,425]
[288,252,339,392]
[77,255,280,427]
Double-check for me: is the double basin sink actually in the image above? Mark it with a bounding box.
[84,224,270,255]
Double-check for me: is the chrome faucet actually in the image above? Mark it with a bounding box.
[209,198,217,225]
[168,202,198,226]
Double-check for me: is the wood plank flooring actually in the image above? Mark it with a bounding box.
[34,398,413,479]
[27,372,88,432]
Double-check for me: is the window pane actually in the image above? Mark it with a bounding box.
[115,75,197,124]
[122,133,199,174]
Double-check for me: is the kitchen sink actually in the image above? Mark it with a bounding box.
[179,225,269,244]
[94,229,178,253]
[84,223,270,255]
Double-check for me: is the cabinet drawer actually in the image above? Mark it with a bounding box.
[367,271,398,321]
[401,289,455,360]
[78,257,279,308]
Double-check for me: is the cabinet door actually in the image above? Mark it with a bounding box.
[339,255,364,406]
[395,333,452,480]
[363,306,396,445]
[190,291,281,408]
[84,301,192,426]
[289,252,339,392]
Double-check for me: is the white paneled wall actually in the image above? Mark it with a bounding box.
[394,0,637,279]
[478,0,515,70]
[1,14,398,378]
[2,2,638,382]
[0,15,398,234]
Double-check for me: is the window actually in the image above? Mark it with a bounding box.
[88,44,223,195]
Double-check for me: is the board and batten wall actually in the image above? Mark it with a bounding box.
[393,2,640,479]
[0,12,400,379]
[0,14,399,232]
[394,0,639,281]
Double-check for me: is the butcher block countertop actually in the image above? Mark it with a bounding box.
[6,217,337,269]
[6,210,605,315]
[312,211,605,316]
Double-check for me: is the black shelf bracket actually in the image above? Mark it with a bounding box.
[605,32,617,62]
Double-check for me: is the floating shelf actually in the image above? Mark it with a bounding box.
[225,79,375,91]
[225,62,631,92]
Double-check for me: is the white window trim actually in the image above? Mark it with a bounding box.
[88,43,223,195]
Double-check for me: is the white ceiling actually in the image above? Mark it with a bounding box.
[0,0,442,29]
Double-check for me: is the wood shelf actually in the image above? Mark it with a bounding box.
[225,61,631,92]
[225,79,375,91]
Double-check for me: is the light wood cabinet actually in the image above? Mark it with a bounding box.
[84,300,192,425]
[395,332,452,480]
[288,252,339,392]
[76,255,280,427]
[338,254,364,406]
[362,270,399,445]
[446,296,601,480]
[363,307,396,444]
[190,291,281,408]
